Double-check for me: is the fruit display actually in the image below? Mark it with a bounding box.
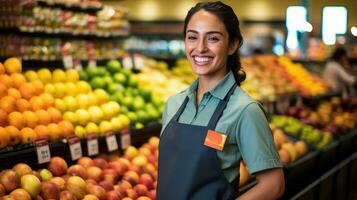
[0,57,75,150]
[277,57,330,96]
[285,96,357,137]
[0,35,124,61]
[270,124,309,165]
[271,115,334,149]
[79,60,164,128]
[0,136,160,199]
[135,57,192,101]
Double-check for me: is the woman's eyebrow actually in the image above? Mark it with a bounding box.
[186,29,223,36]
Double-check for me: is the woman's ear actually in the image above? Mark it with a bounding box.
[228,40,239,55]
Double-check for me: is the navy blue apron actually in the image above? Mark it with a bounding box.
[157,83,238,200]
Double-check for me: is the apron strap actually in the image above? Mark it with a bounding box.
[171,97,190,122]
[207,83,237,130]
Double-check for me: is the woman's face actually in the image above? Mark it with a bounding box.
[185,10,237,79]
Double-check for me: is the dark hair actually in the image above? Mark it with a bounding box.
[183,1,246,85]
[330,47,347,62]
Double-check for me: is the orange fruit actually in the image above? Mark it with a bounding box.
[0,84,7,98]
[0,62,5,74]
[0,96,16,113]
[0,74,14,88]
[10,73,26,88]
[18,82,36,99]
[39,93,54,109]
[5,125,21,146]
[0,109,8,126]
[66,69,79,82]
[47,107,62,123]
[20,127,37,144]
[31,80,44,95]
[0,127,10,149]
[8,111,24,129]
[35,109,51,125]
[7,88,21,99]
[23,111,39,128]
[24,70,38,82]
[29,96,45,111]
[16,98,32,112]
[34,125,49,140]
[37,68,52,84]
[4,57,22,74]
[47,123,62,141]
[58,121,74,138]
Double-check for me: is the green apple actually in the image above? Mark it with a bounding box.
[39,169,53,181]
[21,174,41,198]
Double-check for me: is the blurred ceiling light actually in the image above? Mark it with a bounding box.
[137,1,159,20]
[322,6,347,45]
[351,26,357,36]
[301,21,313,32]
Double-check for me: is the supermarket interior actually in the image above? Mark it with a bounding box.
[0,0,356,199]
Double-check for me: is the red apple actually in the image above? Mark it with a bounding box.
[83,194,99,200]
[86,166,103,182]
[78,157,95,168]
[118,158,130,170]
[126,189,138,199]
[113,185,127,198]
[0,170,20,193]
[34,195,44,200]
[86,184,106,200]
[147,189,156,200]
[147,155,157,165]
[98,180,113,192]
[12,163,32,177]
[48,157,68,176]
[139,173,154,190]
[0,183,6,196]
[86,179,98,185]
[103,169,118,184]
[108,161,125,176]
[124,171,139,182]
[59,190,76,200]
[153,181,157,189]
[138,147,151,157]
[144,163,156,175]
[50,177,65,191]
[67,164,87,179]
[119,180,132,189]
[93,158,108,169]
[128,165,142,174]
[108,154,120,162]
[40,181,59,200]
[106,190,120,200]
[134,184,149,196]
[61,174,70,182]
[10,188,31,200]
[66,176,86,199]
[142,143,154,152]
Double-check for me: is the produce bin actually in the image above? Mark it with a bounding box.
[338,132,354,160]
[335,157,351,200]
[290,179,319,200]
[316,141,339,173]
[348,153,357,200]
[316,165,338,200]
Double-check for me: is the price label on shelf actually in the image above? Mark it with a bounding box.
[87,133,98,156]
[74,59,83,71]
[63,55,74,69]
[35,139,51,164]
[120,127,131,150]
[68,136,82,161]
[105,131,118,152]
[88,59,97,68]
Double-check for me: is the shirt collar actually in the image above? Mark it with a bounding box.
[186,71,236,100]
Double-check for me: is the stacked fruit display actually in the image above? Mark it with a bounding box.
[136,57,191,101]
[0,57,75,150]
[271,115,334,149]
[0,136,160,200]
[285,96,357,137]
[277,57,330,96]
[241,56,297,101]
[270,124,309,165]
[24,66,130,139]
[79,60,164,128]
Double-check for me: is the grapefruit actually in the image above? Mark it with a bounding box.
[4,57,22,74]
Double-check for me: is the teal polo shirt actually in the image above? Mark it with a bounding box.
[161,71,282,182]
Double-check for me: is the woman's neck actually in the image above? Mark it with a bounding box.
[196,70,228,105]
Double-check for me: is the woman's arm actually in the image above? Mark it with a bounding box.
[237,168,285,200]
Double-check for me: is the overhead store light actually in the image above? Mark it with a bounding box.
[322,6,348,45]
[286,6,308,50]
[351,26,357,37]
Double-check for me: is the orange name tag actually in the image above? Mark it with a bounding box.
[204,130,227,151]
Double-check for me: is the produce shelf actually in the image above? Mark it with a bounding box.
[36,0,102,13]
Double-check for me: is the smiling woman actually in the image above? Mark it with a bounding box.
[157,1,284,200]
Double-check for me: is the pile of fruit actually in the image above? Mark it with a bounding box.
[285,96,357,137]
[0,58,76,151]
[79,60,164,128]
[270,124,309,165]
[271,115,334,149]
[277,57,330,96]
[0,136,160,200]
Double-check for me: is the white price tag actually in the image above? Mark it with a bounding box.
[68,136,82,161]
[35,139,51,164]
[88,60,97,67]
[87,134,98,156]
[63,55,74,69]
[74,59,83,71]
[105,132,118,152]
[121,127,131,150]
